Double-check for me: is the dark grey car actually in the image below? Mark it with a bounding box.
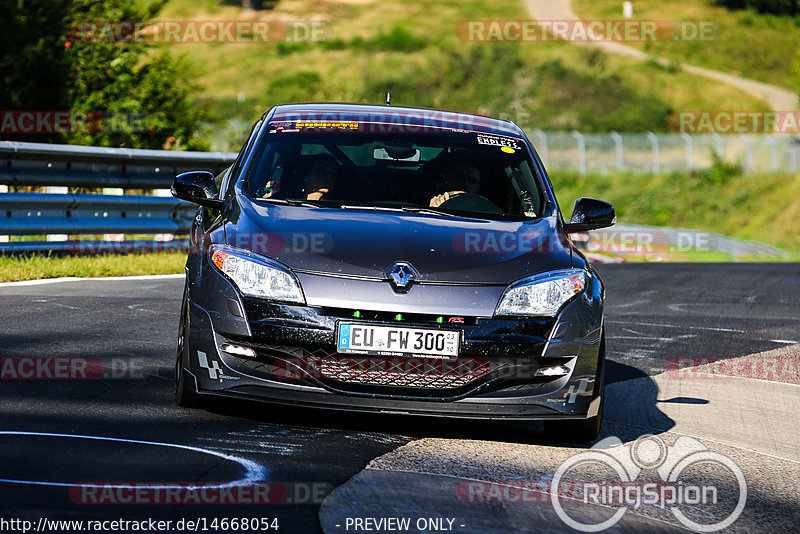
[171,103,615,442]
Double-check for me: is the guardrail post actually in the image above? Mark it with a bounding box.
[679,132,693,171]
[767,135,777,172]
[0,184,6,243]
[46,186,69,242]
[740,134,752,173]
[102,187,125,243]
[646,131,659,174]
[153,185,175,244]
[533,129,548,168]
[571,130,586,176]
[712,133,724,160]
[610,132,623,171]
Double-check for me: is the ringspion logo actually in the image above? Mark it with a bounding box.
[551,434,746,532]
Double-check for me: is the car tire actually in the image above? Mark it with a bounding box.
[175,286,202,408]
[545,333,605,443]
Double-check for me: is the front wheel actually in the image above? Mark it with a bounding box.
[174,288,201,408]
[175,356,201,408]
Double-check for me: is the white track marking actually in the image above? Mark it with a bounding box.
[605,419,800,465]
[0,431,266,488]
[127,303,162,313]
[612,299,652,309]
[606,320,745,333]
[0,274,183,287]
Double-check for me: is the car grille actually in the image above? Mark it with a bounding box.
[317,355,490,389]
[229,343,496,392]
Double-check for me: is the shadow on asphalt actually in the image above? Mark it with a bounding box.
[196,359,675,449]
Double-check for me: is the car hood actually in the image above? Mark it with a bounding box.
[228,202,573,285]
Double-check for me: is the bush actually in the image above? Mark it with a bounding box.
[353,25,427,52]
[715,0,799,16]
[264,71,324,105]
[0,0,205,149]
[694,151,743,184]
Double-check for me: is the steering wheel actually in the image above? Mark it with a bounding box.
[439,192,503,214]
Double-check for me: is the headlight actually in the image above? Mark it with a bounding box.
[210,245,305,304]
[495,269,586,317]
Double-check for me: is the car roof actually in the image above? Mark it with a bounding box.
[266,103,524,137]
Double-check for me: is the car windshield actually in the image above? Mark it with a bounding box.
[246,127,544,220]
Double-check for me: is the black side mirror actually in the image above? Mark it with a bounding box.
[171,171,224,209]
[564,197,616,232]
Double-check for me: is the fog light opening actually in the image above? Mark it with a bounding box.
[536,365,570,377]
[221,343,256,358]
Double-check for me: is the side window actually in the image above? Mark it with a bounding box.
[215,168,230,199]
[220,120,263,199]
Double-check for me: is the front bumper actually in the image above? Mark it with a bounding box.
[182,262,605,420]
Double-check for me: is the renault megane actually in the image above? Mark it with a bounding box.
[171,103,615,442]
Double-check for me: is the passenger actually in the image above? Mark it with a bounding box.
[260,154,340,201]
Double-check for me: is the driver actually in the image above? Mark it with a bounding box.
[429,162,481,208]
[302,154,339,200]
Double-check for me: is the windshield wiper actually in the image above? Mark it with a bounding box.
[398,205,451,217]
[339,204,450,217]
[253,197,326,208]
[339,204,401,211]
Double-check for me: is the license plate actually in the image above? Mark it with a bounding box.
[336,322,460,358]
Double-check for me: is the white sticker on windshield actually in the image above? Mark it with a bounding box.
[476,133,521,150]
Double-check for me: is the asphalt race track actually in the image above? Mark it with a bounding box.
[0,263,798,533]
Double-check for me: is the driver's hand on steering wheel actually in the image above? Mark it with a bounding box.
[429,190,466,208]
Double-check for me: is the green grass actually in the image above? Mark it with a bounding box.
[592,248,741,262]
[551,167,800,253]
[0,252,187,282]
[574,0,800,89]
[154,0,770,150]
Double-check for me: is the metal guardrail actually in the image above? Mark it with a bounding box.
[0,140,236,188]
[0,238,190,254]
[0,193,194,235]
[0,141,237,253]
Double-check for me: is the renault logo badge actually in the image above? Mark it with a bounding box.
[385,262,419,291]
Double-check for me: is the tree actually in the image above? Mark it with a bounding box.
[714,0,798,16]
[1,0,206,149]
[0,0,71,143]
